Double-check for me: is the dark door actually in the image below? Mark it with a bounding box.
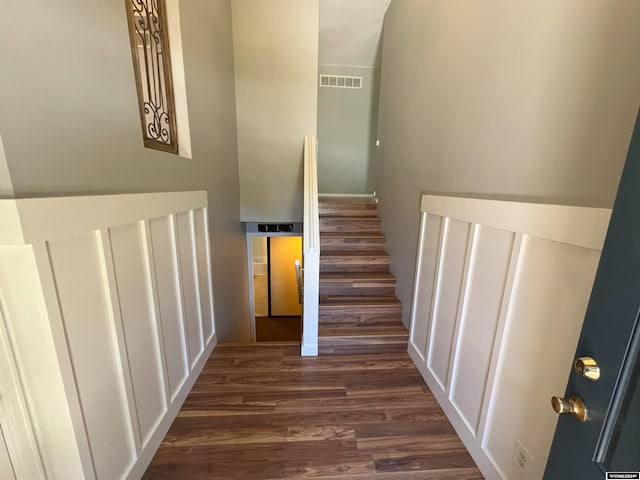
[545,110,640,478]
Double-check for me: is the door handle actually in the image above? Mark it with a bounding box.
[551,395,589,422]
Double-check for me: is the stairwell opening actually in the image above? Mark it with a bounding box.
[245,223,304,343]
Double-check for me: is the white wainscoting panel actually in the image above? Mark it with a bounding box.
[410,213,442,358]
[408,195,611,480]
[449,225,514,436]
[194,208,215,344]
[109,222,167,448]
[48,232,136,480]
[0,191,217,479]
[148,215,189,402]
[426,218,470,391]
[176,211,205,367]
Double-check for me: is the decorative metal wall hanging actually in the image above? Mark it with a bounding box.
[125,0,178,154]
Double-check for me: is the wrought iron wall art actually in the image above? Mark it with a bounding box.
[125,0,178,154]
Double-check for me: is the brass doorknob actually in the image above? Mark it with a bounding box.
[574,357,600,381]
[551,395,589,422]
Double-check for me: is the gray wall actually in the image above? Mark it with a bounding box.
[0,0,251,342]
[232,0,319,222]
[317,0,389,194]
[377,0,640,327]
[317,65,380,193]
[0,134,12,197]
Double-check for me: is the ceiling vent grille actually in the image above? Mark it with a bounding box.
[319,74,363,89]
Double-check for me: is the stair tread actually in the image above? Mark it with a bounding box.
[320,295,402,306]
[320,250,389,257]
[318,322,407,337]
[319,196,376,201]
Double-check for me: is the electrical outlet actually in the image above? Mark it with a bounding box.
[513,440,533,473]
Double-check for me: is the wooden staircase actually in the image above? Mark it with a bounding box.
[318,198,407,355]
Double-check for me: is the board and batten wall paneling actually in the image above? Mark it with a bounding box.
[0,191,217,479]
[408,195,610,480]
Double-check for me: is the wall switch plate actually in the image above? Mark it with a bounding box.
[513,440,533,472]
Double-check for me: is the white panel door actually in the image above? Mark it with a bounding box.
[109,222,167,446]
[149,215,189,402]
[48,232,135,480]
[0,426,15,480]
[427,218,470,389]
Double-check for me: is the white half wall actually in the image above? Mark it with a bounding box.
[408,195,610,480]
[0,192,217,479]
[232,0,319,222]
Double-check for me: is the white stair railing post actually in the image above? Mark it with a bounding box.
[301,134,320,356]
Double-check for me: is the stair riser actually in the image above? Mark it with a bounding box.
[320,237,386,251]
[319,200,377,212]
[319,283,396,296]
[319,218,381,233]
[319,343,408,355]
[318,334,408,355]
[320,286,396,296]
[320,263,390,273]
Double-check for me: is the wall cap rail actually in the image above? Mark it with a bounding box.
[421,194,611,251]
[0,191,207,245]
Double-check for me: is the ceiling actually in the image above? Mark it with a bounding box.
[319,0,392,68]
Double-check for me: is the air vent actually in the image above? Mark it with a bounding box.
[319,74,363,89]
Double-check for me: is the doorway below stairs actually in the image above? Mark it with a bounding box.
[246,229,303,343]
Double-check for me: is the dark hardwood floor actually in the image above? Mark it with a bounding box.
[255,316,302,342]
[143,345,484,480]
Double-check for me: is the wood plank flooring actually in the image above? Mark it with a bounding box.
[143,345,484,480]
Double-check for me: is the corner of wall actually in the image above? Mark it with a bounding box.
[0,131,14,198]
